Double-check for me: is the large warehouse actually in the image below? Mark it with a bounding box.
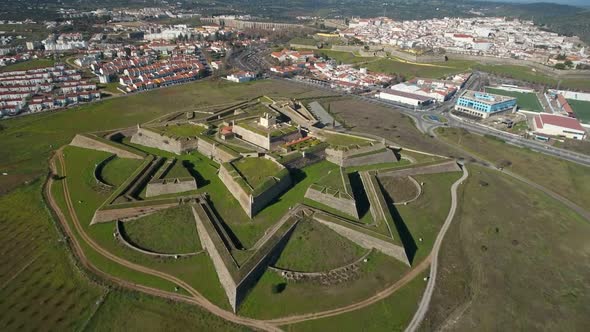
[455,90,516,118]
[533,113,587,140]
[377,89,434,107]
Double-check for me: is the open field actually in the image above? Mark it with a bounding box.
[319,98,456,156]
[365,58,475,79]
[0,58,56,72]
[233,157,282,189]
[101,157,143,187]
[0,79,332,193]
[239,251,408,319]
[567,99,590,124]
[474,64,590,91]
[120,206,201,254]
[86,290,249,331]
[436,127,590,209]
[0,181,105,331]
[274,218,366,272]
[420,164,590,331]
[284,270,429,332]
[485,88,543,112]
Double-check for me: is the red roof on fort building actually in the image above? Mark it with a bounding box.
[453,34,472,39]
[220,126,233,135]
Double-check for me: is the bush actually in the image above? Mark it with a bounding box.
[271,283,287,294]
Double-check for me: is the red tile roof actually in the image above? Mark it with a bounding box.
[538,113,584,131]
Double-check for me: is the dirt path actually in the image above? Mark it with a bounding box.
[405,166,469,332]
[47,149,281,332]
[265,255,432,326]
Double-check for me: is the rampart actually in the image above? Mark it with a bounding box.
[145,178,198,197]
[377,160,460,177]
[70,134,143,159]
[232,125,271,150]
[218,157,292,218]
[131,127,238,163]
[304,185,359,219]
[325,142,397,167]
[314,214,409,266]
[91,202,179,224]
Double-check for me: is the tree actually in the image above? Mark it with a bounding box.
[554,63,566,70]
[564,60,573,68]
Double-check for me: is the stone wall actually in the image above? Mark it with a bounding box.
[377,160,460,177]
[250,174,292,217]
[197,138,237,163]
[232,125,271,150]
[70,134,143,159]
[314,215,410,266]
[130,127,194,154]
[91,202,178,224]
[145,178,198,197]
[218,164,253,217]
[304,186,359,219]
[219,157,292,218]
[191,204,239,311]
[326,142,397,167]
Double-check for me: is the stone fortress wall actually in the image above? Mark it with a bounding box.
[218,155,292,218]
[70,134,143,159]
[232,125,271,150]
[325,142,397,167]
[131,126,237,163]
[146,178,197,197]
[304,186,359,219]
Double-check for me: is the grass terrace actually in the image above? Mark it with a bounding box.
[322,132,373,148]
[232,157,283,190]
[485,88,543,112]
[100,157,144,188]
[119,206,201,254]
[274,218,366,272]
[158,123,201,138]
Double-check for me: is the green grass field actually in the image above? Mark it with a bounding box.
[0,59,55,72]
[285,270,429,332]
[162,159,192,179]
[421,164,590,331]
[474,64,590,91]
[314,167,347,192]
[567,99,590,124]
[0,181,105,331]
[436,127,590,209]
[101,157,143,187]
[485,88,543,112]
[365,58,475,79]
[274,218,366,272]
[120,206,201,254]
[232,157,282,189]
[160,124,201,138]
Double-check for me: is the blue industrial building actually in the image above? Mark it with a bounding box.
[455,90,516,118]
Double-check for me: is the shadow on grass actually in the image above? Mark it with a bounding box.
[182,160,210,187]
[377,180,417,265]
[348,172,370,219]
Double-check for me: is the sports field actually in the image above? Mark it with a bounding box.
[567,99,590,124]
[485,88,543,112]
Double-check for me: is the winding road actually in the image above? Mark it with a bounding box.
[405,166,469,332]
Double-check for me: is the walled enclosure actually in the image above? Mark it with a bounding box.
[130,126,238,163]
[325,142,398,167]
[218,156,292,218]
[192,199,304,312]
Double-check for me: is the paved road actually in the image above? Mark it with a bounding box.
[405,165,469,332]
